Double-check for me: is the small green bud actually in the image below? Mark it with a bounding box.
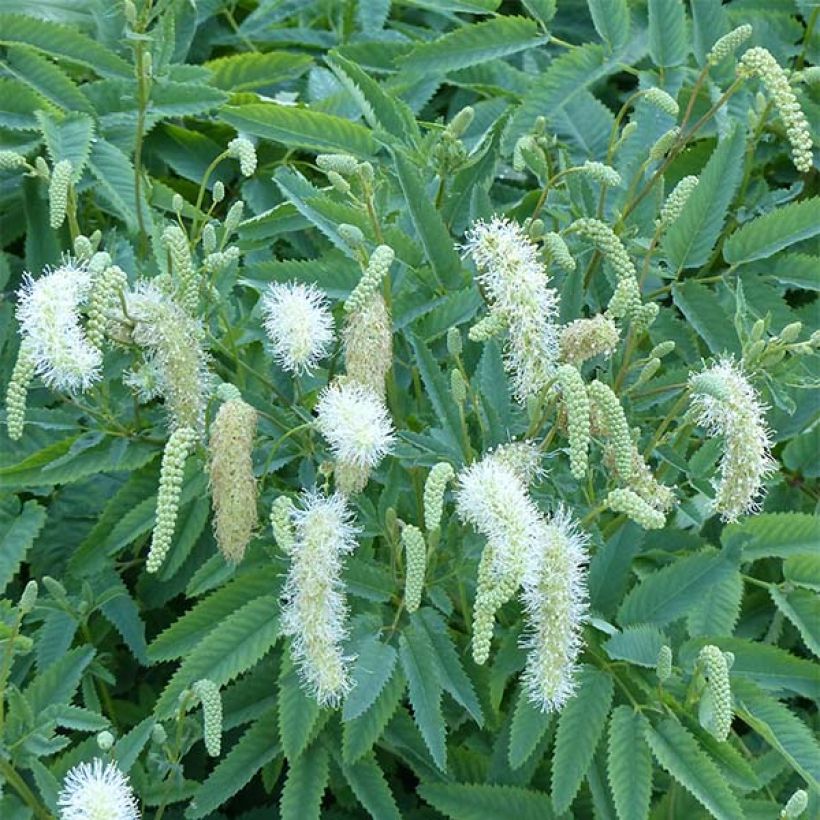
[469,311,507,342]
[745,339,766,361]
[151,723,167,745]
[18,580,38,615]
[643,87,680,118]
[423,462,455,533]
[223,200,244,235]
[0,151,27,171]
[212,181,225,203]
[649,341,675,359]
[778,321,802,344]
[446,106,474,138]
[698,644,733,742]
[401,524,427,613]
[96,730,115,751]
[338,223,365,248]
[327,169,351,194]
[446,327,462,357]
[656,645,672,681]
[528,218,545,239]
[124,0,137,26]
[48,159,72,230]
[534,116,546,135]
[172,193,184,213]
[649,127,680,160]
[270,496,296,555]
[192,679,222,757]
[781,789,808,819]
[606,488,666,529]
[202,223,217,253]
[450,368,467,404]
[634,357,661,388]
[357,161,375,185]
[34,156,50,179]
[227,137,257,177]
[750,318,766,342]
[316,153,359,176]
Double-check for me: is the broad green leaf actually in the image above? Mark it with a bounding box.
[35,110,94,181]
[722,513,820,561]
[784,554,820,592]
[205,51,312,91]
[341,754,401,820]
[552,666,614,814]
[4,45,91,113]
[88,138,151,233]
[419,782,554,820]
[604,625,666,668]
[149,80,228,118]
[399,17,547,74]
[644,717,743,820]
[587,0,630,52]
[343,634,398,722]
[0,500,46,594]
[221,103,376,156]
[664,126,745,270]
[508,687,553,769]
[723,198,820,265]
[99,574,148,665]
[114,717,155,773]
[769,587,820,657]
[399,630,447,771]
[687,570,743,636]
[187,710,280,819]
[672,281,741,354]
[280,743,329,820]
[278,656,322,760]
[770,253,820,291]
[608,707,652,820]
[648,0,688,66]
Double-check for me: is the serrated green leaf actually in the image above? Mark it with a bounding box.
[278,655,322,759]
[154,595,280,718]
[221,103,376,156]
[619,547,738,627]
[770,253,820,291]
[24,645,94,714]
[723,197,820,265]
[399,630,447,771]
[187,709,280,819]
[608,707,652,820]
[687,570,743,636]
[36,609,77,671]
[4,45,92,113]
[150,80,228,118]
[341,753,401,820]
[343,634,398,722]
[205,51,312,91]
[552,666,614,814]
[648,0,688,66]
[99,573,148,665]
[88,138,151,233]
[399,17,547,74]
[508,686,552,770]
[343,664,406,764]
[604,625,666,668]
[722,513,820,561]
[420,782,554,820]
[733,678,820,790]
[664,127,745,270]
[114,717,154,773]
[0,500,46,594]
[645,717,743,820]
[784,554,820,592]
[280,743,329,820]
[587,0,630,52]
[35,110,94,181]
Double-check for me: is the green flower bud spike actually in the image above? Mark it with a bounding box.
[192,679,222,757]
[423,462,455,533]
[698,644,733,742]
[656,645,672,681]
[557,364,590,480]
[606,488,666,529]
[48,159,72,230]
[781,789,808,819]
[5,340,36,441]
[401,524,426,613]
[270,496,296,555]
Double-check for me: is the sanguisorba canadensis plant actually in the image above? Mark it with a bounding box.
[0,2,818,818]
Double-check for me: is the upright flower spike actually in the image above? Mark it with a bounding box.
[228,137,257,177]
[57,758,140,820]
[520,509,589,712]
[16,260,101,393]
[781,790,809,819]
[559,314,620,366]
[689,358,774,521]
[657,175,699,231]
[401,524,426,613]
[261,281,334,375]
[698,644,733,742]
[606,488,666,530]
[579,160,621,187]
[542,232,576,273]
[588,380,633,478]
[463,216,560,402]
[557,364,590,480]
[649,127,680,160]
[192,679,223,757]
[643,87,680,118]
[146,426,197,573]
[489,440,543,486]
[281,491,359,706]
[209,396,258,563]
[48,159,72,230]
[5,340,36,441]
[162,225,198,314]
[86,265,128,350]
[656,645,673,681]
[739,48,813,173]
[270,495,296,554]
[343,292,392,397]
[345,245,394,314]
[423,462,455,532]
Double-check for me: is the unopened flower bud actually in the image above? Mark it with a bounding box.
[96,730,115,751]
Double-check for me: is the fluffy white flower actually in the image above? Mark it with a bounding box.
[281,491,359,706]
[262,281,334,374]
[315,381,394,470]
[462,217,560,401]
[16,260,101,392]
[689,357,775,521]
[57,758,140,820]
[520,508,589,712]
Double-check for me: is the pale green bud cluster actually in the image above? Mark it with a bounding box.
[649,127,680,160]
[557,364,590,480]
[579,160,621,187]
[657,175,699,230]
[472,544,519,664]
[96,730,115,751]
[316,153,359,176]
[739,48,813,173]
[5,340,36,441]
[650,340,676,359]
[270,495,296,555]
[643,87,680,118]
[781,790,808,819]
[450,368,467,404]
[172,193,184,213]
[146,426,197,573]
[0,150,27,170]
[73,235,94,261]
[698,644,733,741]
[588,381,633,478]
[344,293,392,398]
[606,488,666,529]
[86,265,128,349]
[423,462,455,532]
[656,645,672,681]
[401,524,426,613]
[345,245,394,313]
[192,679,222,757]
[468,311,507,342]
[48,159,72,230]
[216,382,241,402]
[213,181,225,203]
[707,25,753,66]
[543,232,576,272]
[633,357,661,389]
[162,226,198,314]
[151,723,167,745]
[202,223,217,254]
[571,218,640,322]
[327,170,350,194]
[203,247,240,274]
[446,327,462,357]
[209,397,258,564]
[223,201,244,236]
[559,314,619,367]
[338,223,365,248]
[228,137,257,177]
[18,580,38,615]
[447,106,475,139]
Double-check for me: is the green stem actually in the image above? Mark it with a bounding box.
[0,758,53,820]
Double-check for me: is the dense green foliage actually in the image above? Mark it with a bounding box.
[0,1,818,818]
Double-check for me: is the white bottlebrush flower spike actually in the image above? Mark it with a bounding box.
[315,381,394,469]
[261,281,334,374]
[57,758,140,820]
[520,508,589,712]
[16,259,101,392]
[689,357,775,521]
[281,491,359,706]
[463,216,560,401]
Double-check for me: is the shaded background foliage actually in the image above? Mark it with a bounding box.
[0,0,818,818]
